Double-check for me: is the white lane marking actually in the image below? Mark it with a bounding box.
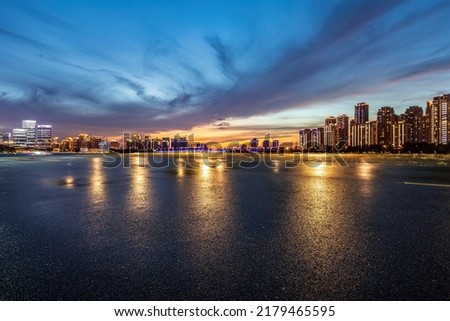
[404,182,450,188]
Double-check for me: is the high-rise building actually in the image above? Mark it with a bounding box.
[392,120,406,148]
[425,102,433,144]
[144,134,151,150]
[325,116,336,125]
[404,106,425,143]
[61,137,75,152]
[350,120,366,147]
[22,120,37,148]
[51,137,60,151]
[421,115,428,144]
[12,129,27,147]
[311,128,324,148]
[377,107,396,146]
[90,135,104,149]
[36,125,52,150]
[0,131,11,144]
[364,121,378,146]
[151,138,161,150]
[128,134,142,150]
[161,137,171,150]
[426,94,450,145]
[250,138,259,149]
[336,114,349,147]
[299,129,312,149]
[272,140,279,149]
[78,133,91,151]
[324,116,338,148]
[354,102,369,125]
[324,123,337,147]
[172,135,188,150]
[350,104,369,148]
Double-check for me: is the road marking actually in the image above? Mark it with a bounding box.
[404,182,450,188]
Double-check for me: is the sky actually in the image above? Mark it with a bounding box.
[1,0,450,143]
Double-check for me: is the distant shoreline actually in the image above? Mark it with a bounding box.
[2,151,449,168]
[2,151,450,158]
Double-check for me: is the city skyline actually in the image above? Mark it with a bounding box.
[2,1,450,142]
[2,91,449,153]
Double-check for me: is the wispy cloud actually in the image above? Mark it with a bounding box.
[0,27,49,50]
[1,0,450,138]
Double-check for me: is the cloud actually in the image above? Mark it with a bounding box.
[113,75,158,104]
[0,27,49,50]
[1,0,450,138]
[23,7,78,32]
[392,56,450,81]
[213,122,231,129]
[204,36,239,82]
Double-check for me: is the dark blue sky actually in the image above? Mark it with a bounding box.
[1,0,450,140]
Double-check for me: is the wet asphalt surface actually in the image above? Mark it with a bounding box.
[1,154,449,300]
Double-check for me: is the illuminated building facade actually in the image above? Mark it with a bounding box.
[364,121,378,146]
[377,107,395,147]
[12,129,27,147]
[350,103,369,147]
[337,114,349,147]
[391,120,406,148]
[22,120,37,148]
[354,102,369,125]
[299,129,312,149]
[426,94,450,145]
[36,125,52,150]
[404,106,425,143]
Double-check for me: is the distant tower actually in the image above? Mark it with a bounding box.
[324,116,337,148]
[336,114,349,147]
[299,129,312,149]
[426,94,450,145]
[404,106,424,143]
[325,116,336,125]
[377,107,396,146]
[354,102,369,125]
[250,138,259,149]
[144,134,151,151]
[22,120,37,148]
[36,125,52,150]
[12,129,27,147]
